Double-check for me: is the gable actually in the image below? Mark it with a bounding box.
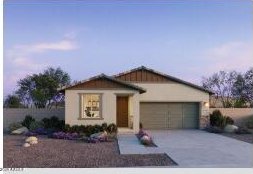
[115,69,174,83]
[114,66,213,94]
[67,78,129,90]
[59,74,146,93]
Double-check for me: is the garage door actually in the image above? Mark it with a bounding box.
[140,102,199,129]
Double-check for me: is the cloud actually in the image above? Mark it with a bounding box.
[4,35,78,96]
[13,40,77,54]
[204,41,253,74]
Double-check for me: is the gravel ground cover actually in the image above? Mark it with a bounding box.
[220,133,253,144]
[3,135,176,168]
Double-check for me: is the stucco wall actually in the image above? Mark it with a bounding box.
[134,83,209,102]
[3,108,64,131]
[65,89,140,131]
[134,83,210,128]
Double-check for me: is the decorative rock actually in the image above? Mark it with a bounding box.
[90,131,107,139]
[140,135,152,145]
[25,136,38,143]
[30,140,38,145]
[224,124,238,133]
[23,143,30,147]
[11,127,29,135]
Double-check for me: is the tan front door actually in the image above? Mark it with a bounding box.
[116,96,129,127]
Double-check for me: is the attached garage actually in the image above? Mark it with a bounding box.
[140,102,199,129]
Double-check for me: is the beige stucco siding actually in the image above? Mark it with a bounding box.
[135,83,210,128]
[65,89,140,132]
[134,83,209,102]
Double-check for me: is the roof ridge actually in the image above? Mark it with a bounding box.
[113,66,213,94]
[58,73,146,93]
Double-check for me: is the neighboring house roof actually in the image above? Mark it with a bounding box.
[58,73,146,94]
[113,66,214,94]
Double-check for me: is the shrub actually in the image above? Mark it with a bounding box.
[29,121,44,131]
[205,126,224,133]
[93,124,103,132]
[59,123,118,137]
[21,115,35,129]
[210,110,226,128]
[246,116,253,129]
[70,125,81,133]
[64,124,71,132]
[101,123,107,131]
[42,116,65,131]
[107,123,117,134]
[8,122,23,132]
[235,126,251,134]
[85,125,96,137]
[225,116,234,125]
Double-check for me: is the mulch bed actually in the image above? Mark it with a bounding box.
[220,133,253,144]
[3,135,176,168]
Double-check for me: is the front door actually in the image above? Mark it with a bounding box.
[116,96,128,127]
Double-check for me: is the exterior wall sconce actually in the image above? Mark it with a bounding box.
[204,102,209,107]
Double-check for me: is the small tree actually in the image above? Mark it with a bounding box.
[16,67,70,108]
[4,95,23,108]
[202,71,237,107]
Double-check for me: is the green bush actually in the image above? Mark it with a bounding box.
[21,115,35,129]
[210,110,226,128]
[101,123,108,131]
[61,123,118,137]
[64,124,71,132]
[85,125,96,137]
[42,116,65,131]
[225,116,234,125]
[246,116,253,129]
[29,121,44,131]
[8,122,23,132]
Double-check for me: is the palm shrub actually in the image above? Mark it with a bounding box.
[21,115,35,129]
[210,110,226,128]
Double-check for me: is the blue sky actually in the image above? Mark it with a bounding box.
[4,0,253,96]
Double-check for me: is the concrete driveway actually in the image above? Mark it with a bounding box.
[118,130,253,167]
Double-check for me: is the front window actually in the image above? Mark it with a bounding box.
[80,94,102,119]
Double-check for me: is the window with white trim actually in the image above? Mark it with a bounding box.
[80,94,102,119]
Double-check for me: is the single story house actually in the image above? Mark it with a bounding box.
[59,66,213,132]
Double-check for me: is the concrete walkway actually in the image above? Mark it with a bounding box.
[117,130,253,167]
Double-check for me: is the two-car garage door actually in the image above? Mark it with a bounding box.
[140,102,199,129]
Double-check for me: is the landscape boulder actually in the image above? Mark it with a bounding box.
[224,124,238,133]
[25,136,38,143]
[90,131,107,139]
[11,127,29,135]
[23,143,30,147]
[140,135,152,145]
